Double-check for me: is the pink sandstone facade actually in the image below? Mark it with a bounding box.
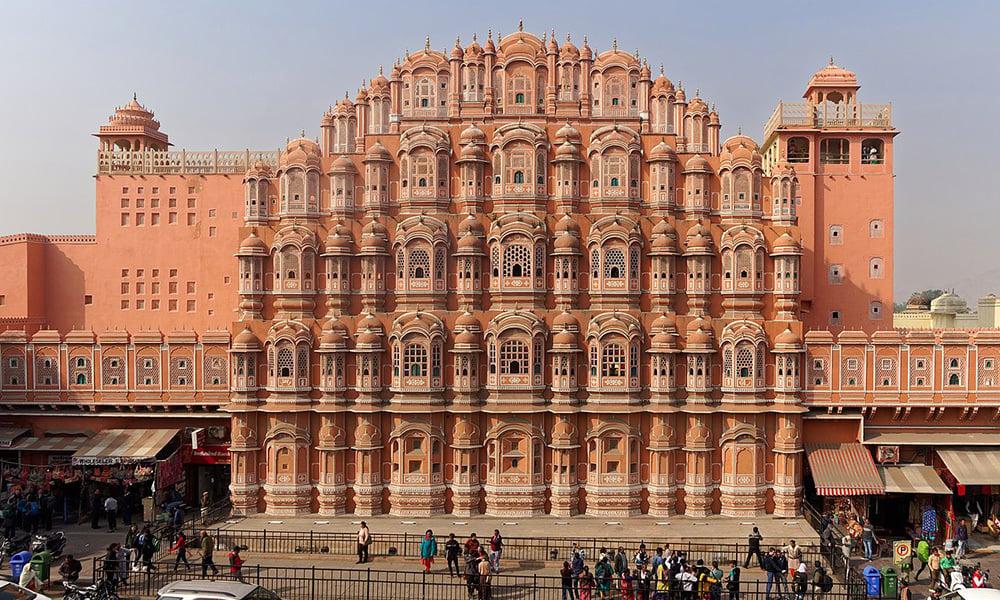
[1,29,958,519]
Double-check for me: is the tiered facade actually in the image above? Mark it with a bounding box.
[0,29,907,517]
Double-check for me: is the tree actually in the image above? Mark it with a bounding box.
[894,289,946,313]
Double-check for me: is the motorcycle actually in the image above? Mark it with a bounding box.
[30,531,66,557]
[0,534,30,565]
[63,579,120,600]
[939,566,967,592]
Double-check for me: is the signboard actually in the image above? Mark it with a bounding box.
[893,540,912,566]
[182,444,231,465]
[190,428,206,450]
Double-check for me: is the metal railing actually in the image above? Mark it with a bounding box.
[90,559,872,600]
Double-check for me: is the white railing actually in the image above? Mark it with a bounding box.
[764,101,892,140]
[97,149,279,175]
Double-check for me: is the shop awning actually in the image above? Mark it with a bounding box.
[937,449,1000,485]
[806,443,885,495]
[0,428,30,448]
[864,430,1000,446]
[11,436,89,453]
[878,464,951,495]
[72,429,179,465]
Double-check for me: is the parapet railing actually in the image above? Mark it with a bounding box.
[764,102,892,141]
[97,150,280,176]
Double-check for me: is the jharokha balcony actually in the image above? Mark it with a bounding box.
[97,149,279,175]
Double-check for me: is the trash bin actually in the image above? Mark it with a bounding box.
[863,565,882,597]
[29,551,52,581]
[9,551,31,579]
[881,566,898,598]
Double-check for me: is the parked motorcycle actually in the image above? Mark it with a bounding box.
[0,534,30,565]
[63,579,120,600]
[30,531,66,557]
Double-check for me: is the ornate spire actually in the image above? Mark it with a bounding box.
[829,56,835,66]
[566,33,571,42]
[613,38,617,51]
[425,36,430,51]
[472,32,477,42]
[378,65,383,75]
[518,18,523,32]
[659,64,664,76]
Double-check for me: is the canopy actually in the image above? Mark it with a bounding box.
[72,429,179,465]
[937,449,1000,485]
[878,464,951,495]
[864,430,1000,446]
[805,443,884,496]
[11,436,88,453]
[0,428,30,448]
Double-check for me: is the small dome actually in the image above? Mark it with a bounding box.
[774,327,802,349]
[318,421,346,447]
[807,59,858,89]
[464,38,484,60]
[459,214,485,236]
[233,326,260,349]
[354,420,381,448]
[244,160,273,180]
[559,38,579,59]
[324,227,352,251]
[640,62,651,79]
[652,74,674,95]
[649,421,675,448]
[553,311,579,330]
[453,418,480,445]
[369,69,390,94]
[450,40,464,60]
[675,87,686,103]
[684,154,712,172]
[552,418,578,447]
[458,231,484,252]
[554,232,581,250]
[320,328,347,348]
[355,87,368,103]
[361,220,388,251]
[454,330,481,347]
[555,123,582,144]
[460,144,486,161]
[364,141,392,162]
[905,293,931,312]
[555,141,580,160]
[553,330,578,347]
[930,292,968,315]
[455,310,479,329]
[652,313,677,331]
[685,223,713,251]
[356,327,383,347]
[239,232,268,253]
[773,232,800,251]
[579,37,592,60]
[460,123,486,144]
[330,155,357,174]
[686,325,714,349]
[281,137,322,170]
[332,96,355,115]
[651,330,676,347]
[709,108,720,125]
[555,214,581,235]
[648,141,677,162]
[686,96,708,114]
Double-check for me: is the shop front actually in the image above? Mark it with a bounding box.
[871,463,952,540]
[181,442,230,507]
[71,428,183,522]
[936,448,1000,536]
[805,442,885,524]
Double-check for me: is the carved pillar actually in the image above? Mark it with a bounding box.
[682,413,713,517]
[450,417,482,516]
[229,412,261,515]
[316,414,347,516]
[647,416,678,517]
[772,413,804,517]
[352,419,384,516]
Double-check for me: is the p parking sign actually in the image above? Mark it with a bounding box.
[893,540,912,566]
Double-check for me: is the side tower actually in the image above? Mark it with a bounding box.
[94,95,170,151]
[762,61,896,331]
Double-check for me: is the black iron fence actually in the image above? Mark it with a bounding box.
[190,528,829,567]
[90,559,872,600]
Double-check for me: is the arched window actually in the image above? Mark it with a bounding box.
[861,139,884,164]
[500,340,529,374]
[515,93,525,104]
[736,346,753,379]
[76,373,86,385]
[409,248,430,279]
[403,344,427,377]
[604,248,626,280]
[502,244,531,278]
[277,347,293,378]
[601,343,626,377]
[513,171,524,184]
[819,138,850,164]
[787,137,809,163]
[949,373,960,386]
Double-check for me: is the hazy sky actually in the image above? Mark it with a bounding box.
[0,0,996,303]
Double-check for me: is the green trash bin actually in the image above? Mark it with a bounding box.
[29,551,52,582]
[881,566,898,598]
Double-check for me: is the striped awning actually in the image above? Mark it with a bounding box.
[72,429,179,465]
[878,464,951,495]
[937,449,1000,485]
[806,443,885,496]
[11,436,89,453]
[0,428,30,448]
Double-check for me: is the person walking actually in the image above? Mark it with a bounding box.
[572,550,585,599]
[228,547,244,583]
[955,519,969,559]
[357,521,371,564]
[139,527,158,572]
[914,539,931,581]
[763,550,780,600]
[860,519,876,560]
[121,489,133,526]
[724,561,740,600]
[596,557,614,600]
[170,530,191,571]
[478,549,492,600]
[200,531,220,577]
[928,548,942,592]
[420,529,438,573]
[743,527,764,569]
[489,529,503,573]
[812,561,833,600]
[104,494,118,532]
[446,533,462,578]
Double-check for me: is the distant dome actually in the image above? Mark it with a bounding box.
[648,141,677,162]
[555,123,582,144]
[364,141,392,162]
[280,137,322,170]
[905,293,931,312]
[239,232,268,254]
[684,154,712,173]
[807,59,858,89]
[930,292,968,315]
[460,123,486,144]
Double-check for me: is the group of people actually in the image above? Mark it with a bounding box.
[913,539,990,591]
[2,487,58,536]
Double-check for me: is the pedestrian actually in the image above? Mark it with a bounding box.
[139,527,158,572]
[115,542,130,583]
[171,530,191,571]
[121,488,133,526]
[446,533,462,578]
[489,529,503,573]
[619,568,634,600]
[102,543,120,584]
[654,558,670,600]
[90,489,102,529]
[104,494,118,532]
[596,557,614,600]
[24,494,40,534]
[635,544,649,571]
[725,560,740,600]
[466,532,481,555]
[200,531,219,577]
[562,561,577,600]
[420,529,437,573]
[955,519,969,559]
[615,546,629,577]
[940,550,955,583]
[637,564,652,600]
[861,519,876,560]
[478,549,492,600]
[709,561,724,600]
[812,560,833,600]
[763,549,780,600]
[465,549,481,599]
[172,504,185,528]
[677,565,697,600]
[743,527,764,569]
[652,547,665,580]
[39,490,54,531]
[914,539,931,581]
[2,499,15,539]
[785,540,802,575]
[928,548,942,592]
[971,565,988,588]
[59,554,82,584]
[200,491,210,524]
[580,566,596,600]
[572,550,585,598]
[793,563,808,600]
[357,521,371,564]
[774,549,789,595]
[228,547,244,583]
[840,534,853,563]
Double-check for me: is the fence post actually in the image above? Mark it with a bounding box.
[404,532,408,557]
[310,529,314,552]
[311,565,316,600]
[263,528,267,553]
[533,574,537,600]
[421,569,426,600]
[366,567,371,600]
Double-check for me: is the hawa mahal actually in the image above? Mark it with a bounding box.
[1,28,987,518]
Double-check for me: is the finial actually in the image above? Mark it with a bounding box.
[678,80,682,89]
[583,35,588,45]
[695,88,699,97]
[344,90,349,99]
[659,64,664,76]
[425,36,430,50]
[635,48,639,59]
[379,65,383,76]
[566,33,571,42]
[133,92,137,102]
[498,28,502,38]
[830,56,834,66]
[518,18,523,32]
[300,129,305,137]
[738,126,742,135]
[613,38,617,51]
[456,35,461,46]
[488,28,492,40]
[711,103,716,111]
[542,31,546,44]
[405,48,409,58]
[551,28,555,40]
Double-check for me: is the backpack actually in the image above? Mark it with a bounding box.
[819,570,834,593]
[27,502,39,517]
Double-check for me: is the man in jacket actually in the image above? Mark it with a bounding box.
[489,529,503,574]
[743,527,764,569]
[200,531,219,577]
[763,550,781,600]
